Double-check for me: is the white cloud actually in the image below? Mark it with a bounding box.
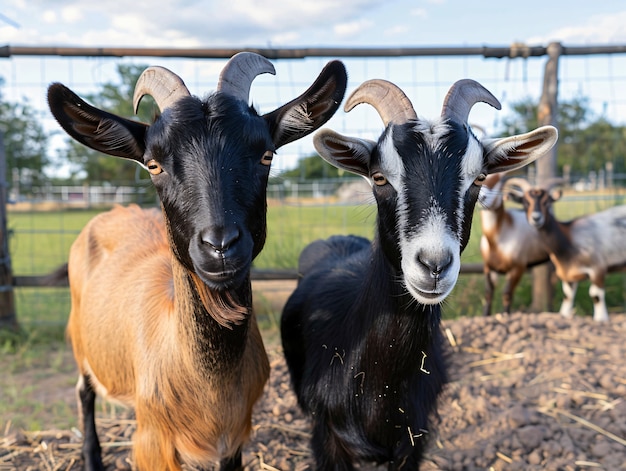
[61,6,83,23]
[6,0,390,47]
[110,14,143,33]
[526,10,626,44]
[334,19,374,38]
[12,1,625,53]
[385,25,410,36]
[269,31,301,45]
[231,0,337,26]
[410,8,428,18]
[42,10,57,24]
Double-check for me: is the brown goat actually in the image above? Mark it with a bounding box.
[48,53,347,470]
[478,172,550,315]
[508,179,626,322]
[68,205,269,470]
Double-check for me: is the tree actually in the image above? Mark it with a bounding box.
[0,78,49,195]
[277,153,345,181]
[498,95,626,178]
[61,64,156,184]
[594,120,625,176]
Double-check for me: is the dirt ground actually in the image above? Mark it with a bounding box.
[2,310,626,470]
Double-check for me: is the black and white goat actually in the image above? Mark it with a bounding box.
[48,53,347,471]
[508,179,626,322]
[478,173,550,315]
[281,78,558,470]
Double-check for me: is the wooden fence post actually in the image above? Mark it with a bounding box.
[531,41,561,312]
[0,131,18,330]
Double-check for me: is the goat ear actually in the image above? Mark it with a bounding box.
[313,129,375,177]
[550,188,563,201]
[47,83,148,163]
[482,125,558,174]
[264,60,348,149]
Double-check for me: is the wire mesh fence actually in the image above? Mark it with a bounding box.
[2,44,626,326]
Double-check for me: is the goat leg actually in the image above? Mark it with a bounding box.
[483,269,497,316]
[503,267,524,315]
[589,280,609,322]
[559,281,578,318]
[310,419,357,471]
[76,373,105,471]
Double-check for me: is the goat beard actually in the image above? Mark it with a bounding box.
[190,272,249,329]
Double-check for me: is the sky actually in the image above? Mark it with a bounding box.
[3,0,626,49]
[2,0,626,175]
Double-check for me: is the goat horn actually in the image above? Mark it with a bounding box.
[344,79,417,126]
[441,79,501,124]
[503,177,532,193]
[133,66,190,114]
[217,52,276,102]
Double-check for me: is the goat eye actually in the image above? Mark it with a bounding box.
[372,172,387,186]
[146,159,163,175]
[261,151,274,166]
[474,173,487,185]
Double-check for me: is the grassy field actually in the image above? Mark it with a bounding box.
[1,191,625,431]
[6,191,626,328]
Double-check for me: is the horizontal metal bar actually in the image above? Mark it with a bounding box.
[11,264,486,288]
[2,44,626,60]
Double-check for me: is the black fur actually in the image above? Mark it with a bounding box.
[282,233,447,470]
[48,58,347,471]
[47,60,347,293]
[282,80,555,468]
[281,120,482,471]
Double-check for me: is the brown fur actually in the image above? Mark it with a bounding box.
[67,205,269,470]
[479,173,549,315]
[481,207,515,272]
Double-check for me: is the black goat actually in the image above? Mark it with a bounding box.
[281,78,558,470]
[48,53,347,471]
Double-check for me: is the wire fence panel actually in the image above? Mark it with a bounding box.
[1,45,626,325]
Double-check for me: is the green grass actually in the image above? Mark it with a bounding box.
[4,190,626,332]
[6,209,102,335]
[256,203,377,269]
[0,327,77,431]
[8,209,101,275]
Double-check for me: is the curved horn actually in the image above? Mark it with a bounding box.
[217,52,276,103]
[503,177,532,193]
[344,79,416,126]
[441,79,501,124]
[133,66,190,114]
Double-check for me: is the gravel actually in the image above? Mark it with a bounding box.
[2,311,625,470]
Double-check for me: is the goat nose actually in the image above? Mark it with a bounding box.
[417,252,453,278]
[201,226,240,253]
[531,212,543,225]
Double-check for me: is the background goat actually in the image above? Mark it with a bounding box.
[47,52,347,471]
[508,179,626,322]
[281,78,558,470]
[478,172,550,316]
